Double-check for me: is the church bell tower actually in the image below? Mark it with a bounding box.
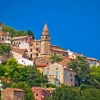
[41,23,51,55]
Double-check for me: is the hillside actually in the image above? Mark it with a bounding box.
[2,24,34,39]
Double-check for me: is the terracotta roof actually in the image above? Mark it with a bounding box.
[58,57,74,66]
[5,88,24,92]
[0,31,10,35]
[12,48,27,55]
[12,36,28,40]
[51,45,67,52]
[32,86,50,91]
[37,64,48,67]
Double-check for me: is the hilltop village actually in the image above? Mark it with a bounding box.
[0,23,100,100]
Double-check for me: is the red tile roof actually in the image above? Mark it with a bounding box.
[5,88,24,92]
[36,64,48,67]
[0,31,10,36]
[58,57,74,66]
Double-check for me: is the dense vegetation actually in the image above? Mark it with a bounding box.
[0,58,47,100]
[50,54,63,63]
[46,85,100,100]
[0,44,11,56]
[2,24,35,39]
[68,56,100,88]
[68,56,90,86]
[0,24,100,99]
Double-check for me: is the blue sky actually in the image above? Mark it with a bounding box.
[0,0,100,59]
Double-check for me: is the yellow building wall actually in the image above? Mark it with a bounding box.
[37,67,43,73]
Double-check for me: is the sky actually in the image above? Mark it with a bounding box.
[0,0,100,59]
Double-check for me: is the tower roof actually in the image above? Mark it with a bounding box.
[42,23,49,36]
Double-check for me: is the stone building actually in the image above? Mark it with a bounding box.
[12,35,32,47]
[86,57,100,67]
[1,88,25,100]
[43,62,75,86]
[0,23,11,44]
[32,24,68,63]
[32,86,52,100]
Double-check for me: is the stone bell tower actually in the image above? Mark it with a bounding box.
[40,23,51,56]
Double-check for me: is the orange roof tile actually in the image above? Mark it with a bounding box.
[58,57,74,66]
[37,64,48,67]
[0,31,10,35]
[5,88,24,92]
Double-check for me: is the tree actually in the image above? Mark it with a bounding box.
[27,30,35,40]
[2,58,47,87]
[89,65,100,88]
[50,54,63,63]
[0,44,11,55]
[2,24,28,37]
[68,56,90,86]
[49,85,80,100]
[0,64,4,76]
[23,66,47,87]
[3,58,23,83]
[81,88,100,100]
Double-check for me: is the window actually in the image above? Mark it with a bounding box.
[30,54,32,58]
[42,36,44,39]
[71,79,73,82]
[71,74,73,77]
[56,71,58,74]
[47,68,49,70]
[56,68,58,70]
[36,48,39,51]
[46,36,49,39]
[63,54,65,56]
[30,49,32,52]
[46,71,49,74]
[36,42,39,46]
[36,93,38,96]
[54,81,56,85]
[36,53,38,57]
[56,76,59,80]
